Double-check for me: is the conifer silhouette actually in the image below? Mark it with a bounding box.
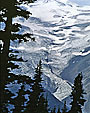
[62,101,67,113]
[0,0,35,112]
[57,107,61,113]
[25,60,49,113]
[69,73,86,113]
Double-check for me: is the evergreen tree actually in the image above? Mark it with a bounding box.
[57,107,61,113]
[25,60,49,113]
[12,85,26,113]
[9,76,32,113]
[0,0,35,112]
[38,94,49,113]
[62,101,67,113]
[69,73,86,113]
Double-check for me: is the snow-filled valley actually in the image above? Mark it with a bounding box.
[11,0,90,112]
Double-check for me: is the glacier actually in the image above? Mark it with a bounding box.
[11,0,90,112]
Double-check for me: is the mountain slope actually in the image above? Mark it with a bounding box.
[12,0,90,112]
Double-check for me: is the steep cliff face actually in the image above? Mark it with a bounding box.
[12,0,90,112]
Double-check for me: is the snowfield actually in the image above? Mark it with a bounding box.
[12,0,90,112]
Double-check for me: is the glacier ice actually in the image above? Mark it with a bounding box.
[11,0,90,112]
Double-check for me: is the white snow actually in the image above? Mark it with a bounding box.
[73,51,90,56]
[11,0,90,112]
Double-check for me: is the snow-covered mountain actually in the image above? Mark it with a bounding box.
[12,0,90,112]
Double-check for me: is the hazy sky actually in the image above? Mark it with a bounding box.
[69,0,90,6]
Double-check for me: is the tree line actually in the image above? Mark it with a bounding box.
[0,57,87,113]
[0,0,86,112]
